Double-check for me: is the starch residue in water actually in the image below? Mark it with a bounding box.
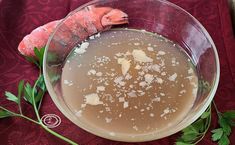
[61,29,198,136]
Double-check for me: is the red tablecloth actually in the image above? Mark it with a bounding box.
[0,0,235,144]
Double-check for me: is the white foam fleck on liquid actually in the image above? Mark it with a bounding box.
[89,35,95,39]
[134,42,140,46]
[156,77,163,84]
[132,49,153,63]
[97,86,105,92]
[96,72,103,77]
[123,101,129,108]
[74,42,89,54]
[84,93,103,105]
[87,69,96,75]
[119,97,125,102]
[188,68,193,74]
[135,64,142,70]
[168,73,177,81]
[147,46,154,51]
[151,64,160,72]
[157,51,166,55]
[180,90,186,94]
[75,110,82,117]
[105,117,112,123]
[109,132,115,136]
[133,125,138,131]
[127,91,137,97]
[144,74,154,84]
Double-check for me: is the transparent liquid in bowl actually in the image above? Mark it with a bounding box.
[61,28,198,135]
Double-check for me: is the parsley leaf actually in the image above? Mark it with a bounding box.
[34,47,45,67]
[211,109,235,145]
[5,91,18,104]
[218,134,230,145]
[218,114,231,135]
[24,82,33,104]
[175,142,194,145]
[0,108,13,118]
[211,128,223,141]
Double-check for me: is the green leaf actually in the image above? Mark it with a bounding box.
[35,90,44,105]
[24,83,33,104]
[25,56,39,67]
[218,134,230,145]
[5,91,18,104]
[175,142,194,145]
[181,132,199,142]
[223,110,235,119]
[34,47,45,67]
[211,128,223,141]
[192,119,205,133]
[201,111,210,119]
[219,115,232,135]
[37,75,46,92]
[17,80,24,103]
[0,108,13,118]
[182,125,199,134]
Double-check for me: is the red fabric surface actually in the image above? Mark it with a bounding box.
[0,0,235,144]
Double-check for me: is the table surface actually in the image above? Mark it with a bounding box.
[0,0,235,145]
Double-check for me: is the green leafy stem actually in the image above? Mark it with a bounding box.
[176,97,235,145]
[0,47,78,145]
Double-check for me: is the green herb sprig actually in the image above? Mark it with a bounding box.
[211,102,235,145]
[176,105,212,145]
[0,47,78,145]
[176,101,235,145]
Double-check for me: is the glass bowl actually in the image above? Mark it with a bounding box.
[43,0,220,142]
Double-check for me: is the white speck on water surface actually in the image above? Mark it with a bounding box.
[105,117,112,123]
[84,93,103,105]
[168,73,177,81]
[147,47,154,51]
[89,35,95,39]
[119,97,125,102]
[144,74,154,84]
[96,72,103,77]
[132,49,153,63]
[151,64,160,72]
[134,42,140,46]
[156,77,163,84]
[109,132,115,136]
[188,68,193,74]
[135,64,142,70]
[157,51,166,55]
[127,91,137,97]
[75,110,82,117]
[74,42,89,54]
[87,69,96,75]
[180,90,186,94]
[123,101,129,108]
[97,86,105,92]
[133,126,138,131]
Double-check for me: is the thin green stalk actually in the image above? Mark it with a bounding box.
[41,124,78,145]
[18,103,22,115]
[17,114,40,125]
[194,105,212,144]
[213,100,220,115]
[32,74,42,122]
[0,106,18,116]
